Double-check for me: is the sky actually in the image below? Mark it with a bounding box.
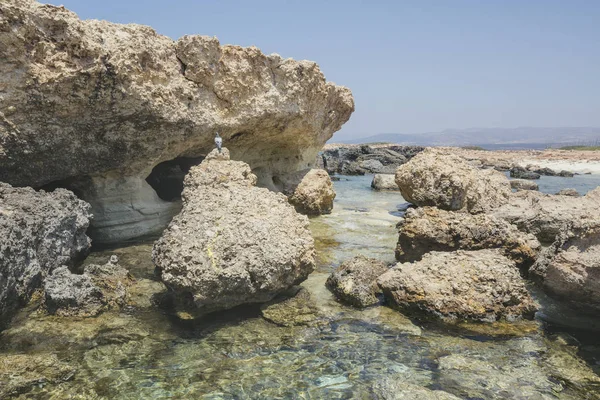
[55,0,600,140]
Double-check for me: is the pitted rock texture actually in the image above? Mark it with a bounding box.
[395,149,511,214]
[152,149,316,316]
[326,255,389,308]
[0,0,353,241]
[510,179,539,191]
[0,183,91,328]
[395,207,540,267]
[378,249,538,322]
[530,218,600,312]
[280,169,335,215]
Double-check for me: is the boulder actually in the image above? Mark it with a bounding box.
[0,0,354,243]
[326,255,389,308]
[510,179,539,191]
[152,149,316,316]
[279,169,336,216]
[359,159,384,173]
[339,160,366,175]
[395,207,540,267]
[510,166,540,180]
[378,249,538,322]
[260,287,319,327]
[530,218,600,312]
[371,174,399,191]
[0,183,91,329]
[395,148,511,214]
[556,188,579,197]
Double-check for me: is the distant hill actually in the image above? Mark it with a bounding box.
[339,127,600,149]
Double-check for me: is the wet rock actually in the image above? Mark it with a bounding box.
[0,183,91,329]
[44,261,134,317]
[510,166,541,179]
[153,149,316,317]
[378,249,538,322]
[510,179,539,191]
[326,255,389,308]
[372,380,461,400]
[530,218,600,313]
[280,169,336,215]
[260,287,320,327]
[0,353,75,398]
[395,148,511,214]
[371,174,399,191]
[395,207,540,267]
[0,0,353,242]
[556,188,579,197]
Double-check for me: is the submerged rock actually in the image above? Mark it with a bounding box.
[280,169,336,215]
[372,380,461,400]
[153,149,316,317]
[326,255,389,308]
[378,249,538,322]
[510,179,539,191]
[395,148,511,214]
[395,207,540,267]
[0,0,353,243]
[371,174,399,191]
[260,287,320,327]
[0,183,91,329]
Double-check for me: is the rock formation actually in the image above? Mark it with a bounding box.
[378,249,538,322]
[279,169,335,215]
[371,174,399,191]
[510,179,539,191]
[326,255,389,308]
[152,149,316,317]
[0,183,91,329]
[320,145,423,176]
[0,0,354,242]
[260,287,320,327]
[395,149,511,214]
[510,166,541,180]
[395,207,540,267]
[556,188,579,197]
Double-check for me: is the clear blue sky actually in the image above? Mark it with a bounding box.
[55,0,600,140]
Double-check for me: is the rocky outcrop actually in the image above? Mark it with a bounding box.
[510,167,540,180]
[371,174,399,191]
[326,255,389,308]
[556,188,579,197]
[510,179,539,191]
[395,207,540,267]
[528,166,574,177]
[0,183,91,329]
[378,249,537,322]
[395,149,511,214]
[44,259,134,317]
[320,145,423,175]
[279,169,335,215]
[530,218,600,313]
[152,149,316,317]
[0,0,354,243]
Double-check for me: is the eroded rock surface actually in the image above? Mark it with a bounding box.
[326,255,389,308]
[0,183,91,329]
[152,149,316,316]
[510,166,540,180]
[378,249,537,322]
[510,179,539,191]
[395,207,540,267]
[0,0,353,242]
[280,169,335,215]
[371,174,399,191]
[260,287,320,327]
[395,149,511,214]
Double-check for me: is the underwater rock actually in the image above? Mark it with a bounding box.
[395,148,511,214]
[395,207,540,267]
[0,183,91,329]
[530,217,600,313]
[378,249,538,322]
[372,380,461,400]
[0,0,353,242]
[260,287,320,327]
[326,255,389,308]
[510,166,541,180]
[510,179,539,191]
[280,169,336,215]
[153,148,316,317]
[371,174,399,191]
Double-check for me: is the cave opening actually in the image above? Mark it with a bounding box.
[145,156,205,202]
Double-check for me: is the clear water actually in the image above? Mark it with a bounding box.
[506,171,600,195]
[1,174,600,399]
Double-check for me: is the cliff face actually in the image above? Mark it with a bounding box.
[0,0,354,242]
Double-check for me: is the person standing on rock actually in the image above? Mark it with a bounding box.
[215,132,223,153]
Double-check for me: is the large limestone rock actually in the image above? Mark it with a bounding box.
[530,218,600,312]
[279,169,336,215]
[395,149,511,214]
[0,0,354,243]
[0,183,91,329]
[152,149,316,316]
[378,249,537,322]
[395,207,540,267]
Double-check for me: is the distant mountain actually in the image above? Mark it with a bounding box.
[338,127,600,149]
